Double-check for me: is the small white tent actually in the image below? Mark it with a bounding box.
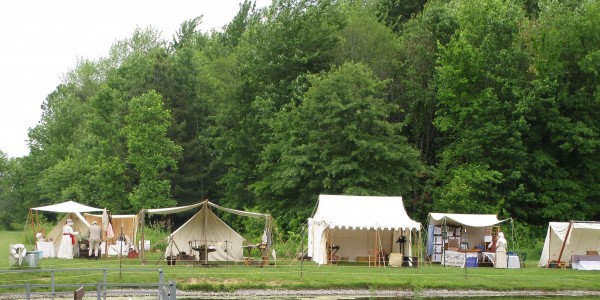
[144,200,272,263]
[308,194,421,265]
[427,213,510,263]
[30,201,104,257]
[538,221,600,268]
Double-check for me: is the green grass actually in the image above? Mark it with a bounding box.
[1,230,600,294]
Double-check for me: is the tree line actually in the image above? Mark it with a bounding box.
[1,0,599,238]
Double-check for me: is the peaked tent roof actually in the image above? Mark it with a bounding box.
[428,213,509,227]
[32,200,104,213]
[311,194,420,230]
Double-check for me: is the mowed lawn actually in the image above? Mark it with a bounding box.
[1,230,600,293]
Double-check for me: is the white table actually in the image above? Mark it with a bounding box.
[571,255,600,270]
[483,252,520,268]
[100,242,129,256]
[443,250,479,268]
[36,241,56,258]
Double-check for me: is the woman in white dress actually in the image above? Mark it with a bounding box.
[57,219,79,259]
[495,232,508,268]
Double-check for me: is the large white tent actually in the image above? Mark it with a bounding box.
[144,200,272,263]
[30,201,104,257]
[538,221,600,268]
[307,194,421,265]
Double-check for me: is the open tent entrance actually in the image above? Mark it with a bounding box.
[141,200,272,265]
[308,194,422,266]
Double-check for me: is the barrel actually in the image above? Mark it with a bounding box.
[25,251,41,268]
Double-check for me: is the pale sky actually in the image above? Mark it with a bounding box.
[0,0,271,158]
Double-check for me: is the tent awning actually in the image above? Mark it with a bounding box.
[311,194,421,230]
[146,202,204,215]
[145,200,270,219]
[32,200,104,213]
[428,213,509,227]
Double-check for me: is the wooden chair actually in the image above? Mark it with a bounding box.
[369,250,382,267]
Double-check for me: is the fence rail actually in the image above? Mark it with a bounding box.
[0,268,176,300]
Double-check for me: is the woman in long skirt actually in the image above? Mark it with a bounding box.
[495,232,508,268]
[57,219,78,259]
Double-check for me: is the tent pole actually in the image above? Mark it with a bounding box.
[557,221,573,264]
[442,217,447,267]
[140,209,145,263]
[419,227,423,268]
[203,200,208,265]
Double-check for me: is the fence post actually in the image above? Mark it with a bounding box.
[51,270,55,300]
[159,268,164,283]
[169,280,177,300]
[103,269,107,300]
[96,282,102,300]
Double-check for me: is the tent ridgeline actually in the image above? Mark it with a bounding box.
[145,200,270,219]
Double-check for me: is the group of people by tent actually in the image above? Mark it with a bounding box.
[27,199,273,265]
[24,195,600,270]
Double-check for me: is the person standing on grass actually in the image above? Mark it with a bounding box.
[57,219,78,259]
[88,221,102,259]
[495,232,508,268]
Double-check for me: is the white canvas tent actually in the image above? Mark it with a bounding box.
[307,194,421,265]
[144,200,272,263]
[538,221,600,268]
[427,213,510,256]
[30,201,104,257]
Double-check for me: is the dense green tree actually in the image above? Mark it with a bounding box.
[214,0,346,210]
[433,0,529,214]
[393,0,458,218]
[519,0,600,223]
[124,90,182,210]
[395,0,457,164]
[253,62,425,231]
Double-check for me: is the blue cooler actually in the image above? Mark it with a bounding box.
[465,256,478,268]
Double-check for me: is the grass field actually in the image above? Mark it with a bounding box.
[1,230,600,294]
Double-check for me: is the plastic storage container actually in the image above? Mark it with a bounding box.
[465,256,478,268]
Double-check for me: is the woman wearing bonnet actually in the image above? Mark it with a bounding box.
[495,232,508,268]
[57,218,79,259]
